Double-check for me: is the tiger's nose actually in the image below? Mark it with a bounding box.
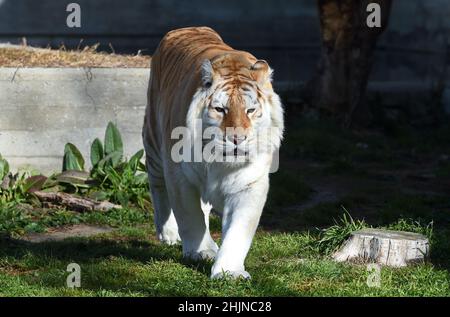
[227,134,247,146]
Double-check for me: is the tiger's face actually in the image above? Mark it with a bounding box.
[197,54,280,164]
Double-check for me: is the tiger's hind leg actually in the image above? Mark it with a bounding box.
[147,161,181,245]
[150,183,181,245]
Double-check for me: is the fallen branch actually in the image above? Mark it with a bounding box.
[33,191,121,212]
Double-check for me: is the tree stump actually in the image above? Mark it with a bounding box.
[332,228,429,267]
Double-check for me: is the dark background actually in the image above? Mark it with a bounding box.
[0,0,449,90]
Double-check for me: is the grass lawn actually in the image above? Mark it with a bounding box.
[0,114,449,297]
[0,215,448,296]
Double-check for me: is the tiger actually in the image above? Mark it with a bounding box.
[142,26,284,279]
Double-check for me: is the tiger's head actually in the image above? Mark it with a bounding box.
[187,53,284,165]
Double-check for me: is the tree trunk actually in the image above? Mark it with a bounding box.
[307,0,392,127]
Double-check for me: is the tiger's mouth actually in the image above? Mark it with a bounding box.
[227,147,248,158]
[222,142,250,163]
[199,137,250,162]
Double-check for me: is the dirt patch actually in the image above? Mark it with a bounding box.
[0,44,150,68]
[283,188,341,213]
[19,224,116,243]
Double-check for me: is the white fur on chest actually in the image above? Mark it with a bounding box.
[181,153,271,213]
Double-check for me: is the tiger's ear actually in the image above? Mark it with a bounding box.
[251,60,273,85]
[201,59,214,88]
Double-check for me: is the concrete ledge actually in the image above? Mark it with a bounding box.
[0,67,150,174]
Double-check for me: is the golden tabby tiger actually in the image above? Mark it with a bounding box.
[142,27,284,279]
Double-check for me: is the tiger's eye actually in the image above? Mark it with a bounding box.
[215,107,225,113]
[247,108,256,114]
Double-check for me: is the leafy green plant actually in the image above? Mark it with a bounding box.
[62,122,125,173]
[0,154,43,205]
[59,122,150,209]
[0,122,151,237]
[98,150,149,209]
[0,203,32,235]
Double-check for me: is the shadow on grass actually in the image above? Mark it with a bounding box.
[0,234,175,263]
[0,234,300,296]
[0,234,186,294]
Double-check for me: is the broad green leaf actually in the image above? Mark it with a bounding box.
[108,151,122,169]
[63,143,85,171]
[137,161,146,172]
[54,170,94,188]
[134,173,149,186]
[90,138,104,167]
[63,151,82,171]
[65,143,85,168]
[104,122,123,157]
[105,165,122,186]
[128,149,144,172]
[97,151,123,172]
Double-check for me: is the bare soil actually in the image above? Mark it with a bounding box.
[19,224,115,243]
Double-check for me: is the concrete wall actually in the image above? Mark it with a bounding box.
[0,67,149,174]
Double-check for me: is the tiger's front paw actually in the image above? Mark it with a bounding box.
[184,246,218,261]
[157,229,181,245]
[210,269,251,280]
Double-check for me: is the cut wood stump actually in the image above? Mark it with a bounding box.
[33,191,121,212]
[332,228,429,267]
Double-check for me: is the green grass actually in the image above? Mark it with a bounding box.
[1,116,449,297]
[0,204,449,297]
[0,222,448,297]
